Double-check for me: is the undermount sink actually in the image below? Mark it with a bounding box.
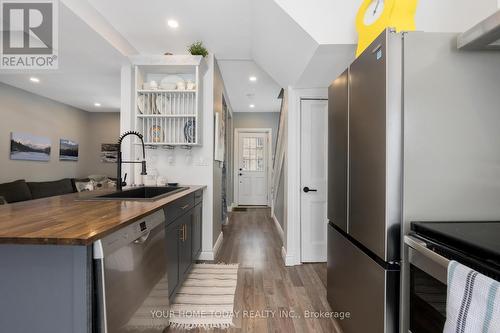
[91,186,187,201]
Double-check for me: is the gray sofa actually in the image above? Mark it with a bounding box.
[0,179,77,204]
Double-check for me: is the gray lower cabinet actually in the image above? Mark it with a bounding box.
[192,203,202,258]
[166,219,180,298]
[165,191,203,298]
[179,212,192,276]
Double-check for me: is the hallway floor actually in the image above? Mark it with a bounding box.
[168,208,342,333]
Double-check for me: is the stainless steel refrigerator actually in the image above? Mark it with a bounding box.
[327,28,500,333]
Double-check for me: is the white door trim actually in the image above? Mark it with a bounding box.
[285,87,328,266]
[234,128,272,207]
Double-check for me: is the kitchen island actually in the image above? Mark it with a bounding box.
[0,185,205,333]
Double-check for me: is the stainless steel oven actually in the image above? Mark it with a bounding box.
[406,235,449,333]
[406,221,500,333]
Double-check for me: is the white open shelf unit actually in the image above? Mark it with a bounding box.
[130,55,203,147]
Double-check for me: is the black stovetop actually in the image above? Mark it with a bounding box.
[411,221,500,266]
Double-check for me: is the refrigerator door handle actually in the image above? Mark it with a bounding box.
[405,235,450,284]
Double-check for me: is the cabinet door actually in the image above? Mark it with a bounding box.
[178,213,192,277]
[166,220,180,297]
[192,203,202,259]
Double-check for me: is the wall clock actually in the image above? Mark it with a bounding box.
[355,0,418,57]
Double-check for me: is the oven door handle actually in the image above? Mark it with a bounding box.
[405,235,450,285]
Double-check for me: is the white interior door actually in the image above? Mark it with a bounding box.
[237,131,268,206]
[300,99,328,262]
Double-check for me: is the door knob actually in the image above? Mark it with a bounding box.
[239,168,242,171]
[303,187,318,193]
[239,173,243,176]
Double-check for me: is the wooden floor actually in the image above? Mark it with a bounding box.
[167,208,342,333]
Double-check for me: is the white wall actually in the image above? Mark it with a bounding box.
[0,83,119,183]
[284,87,328,266]
[232,112,280,155]
[251,0,318,88]
[274,0,362,44]
[415,0,499,32]
[274,0,498,46]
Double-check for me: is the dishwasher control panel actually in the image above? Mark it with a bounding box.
[93,209,165,259]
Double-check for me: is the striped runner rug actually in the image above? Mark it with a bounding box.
[169,263,239,330]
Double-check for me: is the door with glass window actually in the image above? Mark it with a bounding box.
[237,131,268,205]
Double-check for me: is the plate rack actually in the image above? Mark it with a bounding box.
[130,55,203,147]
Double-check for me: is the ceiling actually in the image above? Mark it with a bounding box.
[2,0,497,114]
[87,0,286,112]
[87,0,253,60]
[0,3,125,112]
[218,60,281,112]
[294,44,356,88]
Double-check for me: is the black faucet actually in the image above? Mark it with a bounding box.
[117,131,147,191]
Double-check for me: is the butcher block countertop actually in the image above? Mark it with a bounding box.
[0,185,205,246]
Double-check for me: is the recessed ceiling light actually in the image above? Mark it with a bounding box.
[167,19,179,29]
[29,77,40,83]
[94,102,101,107]
[249,76,257,82]
[249,104,255,108]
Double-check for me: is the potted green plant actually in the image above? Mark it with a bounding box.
[187,41,208,57]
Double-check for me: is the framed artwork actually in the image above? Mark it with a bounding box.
[214,97,226,162]
[59,139,79,161]
[101,143,119,163]
[10,132,51,162]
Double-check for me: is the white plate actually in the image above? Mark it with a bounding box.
[161,75,184,89]
[155,95,170,114]
[137,95,145,114]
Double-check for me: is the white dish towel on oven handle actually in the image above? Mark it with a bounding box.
[444,260,500,333]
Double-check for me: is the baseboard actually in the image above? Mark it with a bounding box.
[197,250,214,261]
[198,232,223,261]
[227,203,236,212]
[213,231,223,258]
[281,246,299,266]
[271,214,284,243]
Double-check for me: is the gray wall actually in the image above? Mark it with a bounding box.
[0,83,120,183]
[84,112,121,177]
[399,33,500,332]
[233,112,280,155]
[212,60,225,245]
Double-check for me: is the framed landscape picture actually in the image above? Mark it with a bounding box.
[101,143,119,163]
[10,132,51,162]
[59,139,79,161]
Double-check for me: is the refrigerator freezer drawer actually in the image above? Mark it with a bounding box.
[327,224,399,333]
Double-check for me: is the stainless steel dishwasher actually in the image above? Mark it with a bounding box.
[93,210,170,333]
